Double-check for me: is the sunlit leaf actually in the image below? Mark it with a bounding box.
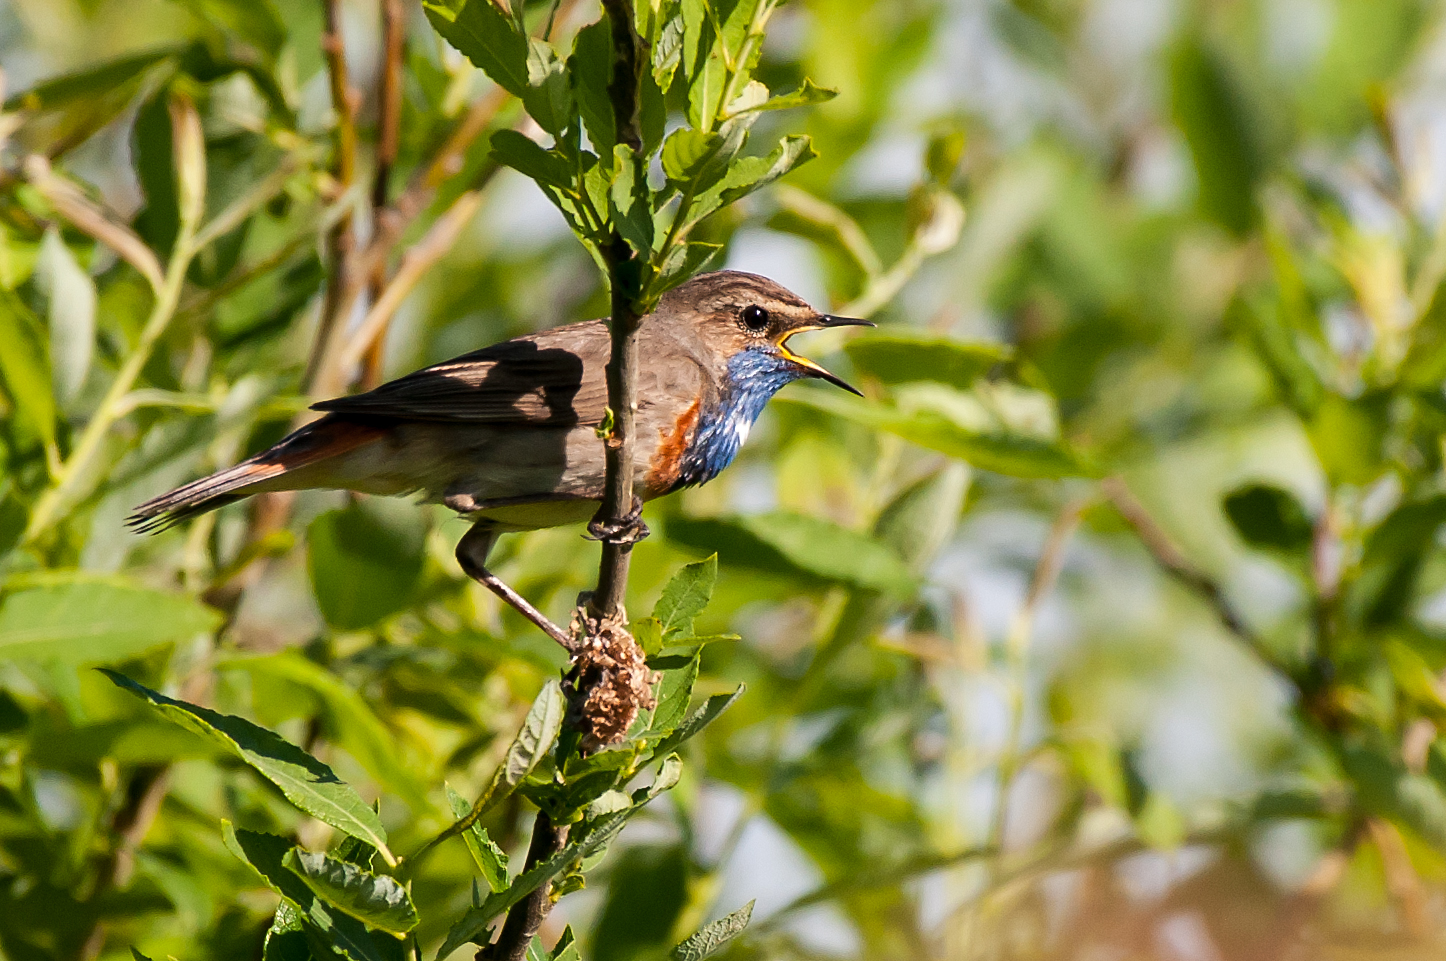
[0,580,218,664]
[283,849,418,935]
[671,900,754,961]
[107,673,391,858]
[424,0,529,96]
[223,824,386,961]
[653,555,717,638]
[35,226,95,406]
[447,784,510,893]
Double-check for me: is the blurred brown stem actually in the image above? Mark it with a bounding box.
[364,0,408,387]
[1102,476,1290,677]
[308,0,361,388]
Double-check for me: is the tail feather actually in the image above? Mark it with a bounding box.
[127,416,384,533]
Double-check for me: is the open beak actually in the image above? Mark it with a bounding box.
[776,315,874,397]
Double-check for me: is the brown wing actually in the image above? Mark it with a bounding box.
[312,320,612,427]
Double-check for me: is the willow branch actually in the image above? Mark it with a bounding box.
[589,0,646,618]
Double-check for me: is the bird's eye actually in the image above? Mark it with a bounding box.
[741,305,770,332]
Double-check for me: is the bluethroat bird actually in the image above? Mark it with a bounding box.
[131,271,870,643]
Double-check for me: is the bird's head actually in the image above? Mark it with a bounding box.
[660,270,872,395]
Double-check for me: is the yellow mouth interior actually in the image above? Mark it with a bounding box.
[776,327,833,377]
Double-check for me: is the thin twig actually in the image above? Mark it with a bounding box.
[988,499,1086,862]
[21,156,165,291]
[365,0,408,387]
[1101,476,1290,677]
[308,0,362,387]
[318,188,485,394]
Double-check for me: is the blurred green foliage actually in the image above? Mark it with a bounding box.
[5,0,1446,958]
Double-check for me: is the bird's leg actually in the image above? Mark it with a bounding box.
[456,525,573,649]
[585,494,649,546]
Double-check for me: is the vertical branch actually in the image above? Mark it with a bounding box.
[308,0,361,387]
[365,0,408,387]
[491,6,648,959]
[590,0,646,617]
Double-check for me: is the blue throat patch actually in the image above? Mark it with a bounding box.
[674,349,806,489]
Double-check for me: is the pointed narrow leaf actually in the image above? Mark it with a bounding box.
[571,19,615,157]
[672,900,755,961]
[505,679,566,785]
[490,130,575,189]
[649,653,699,736]
[653,685,744,756]
[653,555,717,638]
[734,79,837,114]
[107,672,390,858]
[0,289,56,452]
[283,849,418,935]
[424,0,529,96]
[447,784,510,893]
[0,581,219,664]
[36,227,95,406]
[224,825,384,961]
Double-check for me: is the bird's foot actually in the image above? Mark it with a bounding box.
[586,496,650,547]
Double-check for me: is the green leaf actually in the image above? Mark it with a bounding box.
[5,48,181,157]
[649,652,699,737]
[1228,296,1323,417]
[282,849,418,935]
[667,512,915,595]
[176,0,287,59]
[662,129,724,183]
[0,580,219,664]
[307,500,425,631]
[131,949,153,961]
[219,652,428,810]
[844,333,1011,391]
[733,78,837,114]
[777,389,1089,479]
[490,130,575,189]
[0,289,57,452]
[653,555,717,638]
[551,926,580,961]
[1170,37,1263,235]
[571,18,615,158]
[671,900,755,961]
[447,784,510,893]
[504,679,566,785]
[424,0,529,96]
[651,241,723,298]
[107,672,391,859]
[523,39,573,136]
[223,824,385,961]
[689,135,817,228]
[1222,484,1314,553]
[262,900,312,961]
[652,13,684,91]
[437,808,638,958]
[35,226,95,407]
[652,685,744,757]
[610,145,654,254]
